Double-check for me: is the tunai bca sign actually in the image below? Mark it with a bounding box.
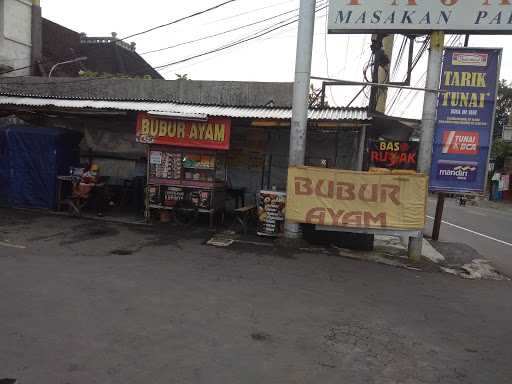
[328,0,512,34]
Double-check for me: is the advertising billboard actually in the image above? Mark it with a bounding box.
[429,48,501,193]
[136,112,231,150]
[286,166,428,230]
[328,1,512,34]
[368,140,419,171]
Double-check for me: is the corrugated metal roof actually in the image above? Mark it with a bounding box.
[0,95,370,121]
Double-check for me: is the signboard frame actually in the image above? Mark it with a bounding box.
[429,47,502,194]
[368,139,419,171]
[135,112,232,150]
[328,1,512,34]
[286,166,429,231]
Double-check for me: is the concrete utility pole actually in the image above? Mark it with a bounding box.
[284,0,316,239]
[31,0,42,76]
[376,35,394,114]
[408,31,445,261]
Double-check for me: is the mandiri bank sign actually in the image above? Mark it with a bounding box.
[328,0,512,34]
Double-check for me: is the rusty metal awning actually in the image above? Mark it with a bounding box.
[0,95,370,122]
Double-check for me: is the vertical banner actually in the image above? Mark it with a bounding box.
[257,190,286,237]
[430,48,502,193]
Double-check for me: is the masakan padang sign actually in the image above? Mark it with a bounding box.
[328,0,512,34]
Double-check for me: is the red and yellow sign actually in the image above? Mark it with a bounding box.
[286,167,428,230]
[136,112,231,150]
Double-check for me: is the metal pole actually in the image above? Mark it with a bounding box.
[31,0,42,76]
[284,0,316,239]
[311,76,441,93]
[357,126,367,171]
[432,193,445,241]
[320,82,327,107]
[48,57,88,78]
[464,34,470,48]
[432,34,469,243]
[408,31,445,261]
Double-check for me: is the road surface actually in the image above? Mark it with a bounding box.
[1,208,512,383]
[426,198,512,276]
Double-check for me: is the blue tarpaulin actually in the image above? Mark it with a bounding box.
[0,125,82,209]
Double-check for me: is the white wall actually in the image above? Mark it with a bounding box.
[0,0,32,76]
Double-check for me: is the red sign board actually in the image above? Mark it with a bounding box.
[442,131,480,155]
[136,112,231,150]
[368,140,418,171]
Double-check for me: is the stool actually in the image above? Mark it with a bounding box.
[232,205,256,235]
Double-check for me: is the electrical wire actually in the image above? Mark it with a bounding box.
[386,36,430,114]
[203,0,295,26]
[140,6,300,56]
[160,14,331,77]
[323,4,338,107]
[152,2,328,71]
[396,34,460,116]
[0,64,33,75]
[1,1,327,85]
[119,0,238,41]
[391,36,407,80]
[340,34,351,75]
[0,0,320,86]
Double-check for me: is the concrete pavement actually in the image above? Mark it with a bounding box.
[1,208,512,383]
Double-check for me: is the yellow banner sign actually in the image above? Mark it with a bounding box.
[286,167,428,230]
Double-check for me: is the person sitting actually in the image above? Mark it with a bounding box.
[72,164,105,216]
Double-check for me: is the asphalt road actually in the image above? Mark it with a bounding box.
[426,198,512,276]
[1,209,512,383]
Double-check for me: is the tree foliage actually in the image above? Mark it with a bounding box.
[492,80,512,168]
[494,80,512,138]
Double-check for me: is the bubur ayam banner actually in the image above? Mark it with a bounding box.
[368,140,418,171]
[286,166,428,230]
[136,112,231,150]
[430,48,501,193]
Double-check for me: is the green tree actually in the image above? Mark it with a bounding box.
[494,80,512,139]
[492,80,512,168]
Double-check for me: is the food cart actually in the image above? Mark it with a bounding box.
[136,112,231,227]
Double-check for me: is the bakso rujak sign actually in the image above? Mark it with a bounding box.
[328,0,512,34]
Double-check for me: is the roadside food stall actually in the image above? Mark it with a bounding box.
[136,112,231,227]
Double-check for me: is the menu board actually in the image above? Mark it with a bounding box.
[148,185,160,205]
[189,190,212,210]
[149,150,182,180]
[163,187,185,207]
[257,191,286,237]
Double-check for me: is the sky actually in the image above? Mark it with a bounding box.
[41,0,512,119]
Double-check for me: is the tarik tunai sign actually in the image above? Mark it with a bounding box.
[430,48,501,193]
[328,0,512,34]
